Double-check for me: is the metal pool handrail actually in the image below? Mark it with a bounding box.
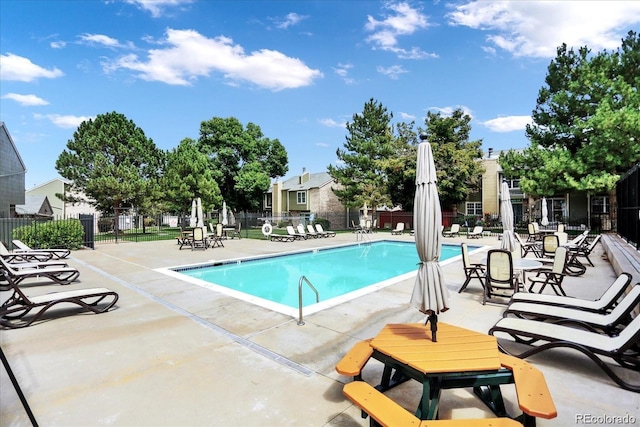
[297,275,319,326]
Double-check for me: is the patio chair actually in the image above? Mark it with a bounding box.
[1,241,53,262]
[458,242,485,293]
[12,240,70,259]
[190,227,207,250]
[0,257,80,288]
[442,223,460,237]
[572,234,602,267]
[209,223,225,248]
[489,313,640,392]
[509,273,633,313]
[390,222,404,235]
[503,285,640,336]
[527,246,568,295]
[467,225,483,239]
[483,249,521,305]
[557,223,565,233]
[287,225,307,240]
[227,222,242,239]
[315,224,335,237]
[514,233,541,258]
[0,276,118,329]
[540,234,559,259]
[527,223,540,242]
[554,231,568,245]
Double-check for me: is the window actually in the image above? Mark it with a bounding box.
[466,202,482,216]
[592,196,609,214]
[265,193,272,208]
[296,191,306,205]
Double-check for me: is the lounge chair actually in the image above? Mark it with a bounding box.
[12,240,71,259]
[0,278,118,328]
[483,249,521,305]
[503,285,640,336]
[458,242,485,293]
[527,246,568,295]
[0,257,80,288]
[489,313,640,392]
[509,273,633,313]
[467,225,483,239]
[572,234,601,267]
[1,241,53,262]
[227,222,242,239]
[305,224,320,238]
[442,223,460,237]
[296,224,311,239]
[287,225,307,240]
[315,224,335,237]
[390,222,404,235]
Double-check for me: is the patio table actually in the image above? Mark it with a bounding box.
[367,323,556,426]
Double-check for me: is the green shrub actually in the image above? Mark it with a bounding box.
[13,219,84,250]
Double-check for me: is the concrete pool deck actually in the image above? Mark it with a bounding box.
[1,232,639,426]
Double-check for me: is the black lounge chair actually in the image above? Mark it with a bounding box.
[0,257,80,288]
[0,275,118,328]
[489,314,640,392]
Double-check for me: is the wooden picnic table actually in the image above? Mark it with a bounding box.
[362,323,556,425]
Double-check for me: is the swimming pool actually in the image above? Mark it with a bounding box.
[159,241,479,317]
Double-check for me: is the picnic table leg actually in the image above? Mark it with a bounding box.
[473,384,508,417]
[416,376,442,420]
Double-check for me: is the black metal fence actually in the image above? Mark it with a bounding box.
[617,162,640,249]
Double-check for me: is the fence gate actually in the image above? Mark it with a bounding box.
[79,214,95,249]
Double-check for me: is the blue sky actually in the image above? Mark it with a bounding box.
[2,0,640,189]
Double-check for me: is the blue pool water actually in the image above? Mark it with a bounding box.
[167,241,470,315]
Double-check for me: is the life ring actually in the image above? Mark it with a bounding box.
[261,223,273,237]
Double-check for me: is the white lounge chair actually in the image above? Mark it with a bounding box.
[1,241,53,262]
[390,222,404,235]
[315,224,335,237]
[12,239,71,259]
[305,224,320,238]
[509,273,632,313]
[287,225,306,240]
[0,257,80,287]
[296,224,311,239]
[442,224,460,237]
[503,284,640,336]
[489,312,640,392]
[467,226,483,239]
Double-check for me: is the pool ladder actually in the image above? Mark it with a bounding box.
[297,275,319,326]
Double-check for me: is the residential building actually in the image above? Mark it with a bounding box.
[15,194,53,217]
[0,122,26,218]
[26,178,97,219]
[264,170,347,228]
[461,148,614,231]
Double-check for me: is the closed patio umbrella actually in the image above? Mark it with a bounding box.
[541,197,549,226]
[190,199,197,227]
[500,180,516,252]
[410,138,448,342]
[222,201,228,226]
[196,197,204,228]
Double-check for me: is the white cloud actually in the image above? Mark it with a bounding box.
[319,118,346,128]
[124,0,193,18]
[79,33,132,49]
[273,12,308,29]
[315,142,329,148]
[429,105,474,119]
[333,63,355,84]
[0,53,64,82]
[399,111,415,120]
[2,93,49,106]
[104,29,322,90]
[377,64,407,79]
[365,2,434,58]
[33,113,93,129]
[483,115,531,132]
[51,41,66,49]
[448,1,640,58]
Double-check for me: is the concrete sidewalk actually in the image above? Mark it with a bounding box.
[2,232,638,426]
